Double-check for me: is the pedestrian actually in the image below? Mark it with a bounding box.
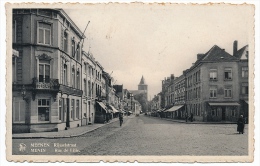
[190,112,193,122]
[237,115,245,134]
[185,112,188,122]
[119,112,123,127]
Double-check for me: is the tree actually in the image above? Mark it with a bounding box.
[134,93,148,112]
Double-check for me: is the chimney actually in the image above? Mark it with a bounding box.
[197,54,204,60]
[233,40,238,56]
[170,74,174,80]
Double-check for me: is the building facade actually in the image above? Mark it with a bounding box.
[12,9,85,133]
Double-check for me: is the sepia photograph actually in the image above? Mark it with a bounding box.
[4,1,256,163]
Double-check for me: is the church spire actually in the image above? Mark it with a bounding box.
[139,75,146,85]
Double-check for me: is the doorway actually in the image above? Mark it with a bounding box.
[221,107,226,121]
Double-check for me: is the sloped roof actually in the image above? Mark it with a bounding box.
[139,75,146,85]
[234,45,248,59]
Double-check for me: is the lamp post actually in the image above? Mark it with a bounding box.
[21,85,26,100]
[130,93,133,116]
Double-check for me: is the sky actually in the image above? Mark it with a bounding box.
[63,3,253,99]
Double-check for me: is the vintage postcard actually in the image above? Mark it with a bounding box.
[6,2,255,162]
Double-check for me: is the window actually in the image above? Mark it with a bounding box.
[76,70,80,89]
[92,83,94,95]
[198,87,201,98]
[224,87,232,98]
[71,99,74,119]
[88,81,91,96]
[209,69,217,80]
[89,66,91,76]
[38,99,50,121]
[210,86,217,98]
[72,68,75,88]
[242,67,248,78]
[84,79,87,96]
[63,31,68,52]
[224,68,232,80]
[71,39,75,57]
[84,63,87,74]
[231,109,235,116]
[13,100,25,122]
[63,64,67,85]
[76,44,80,61]
[76,100,79,119]
[38,22,51,45]
[242,83,249,95]
[13,20,16,43]
[59,98,63,121]
[39,62,50,83]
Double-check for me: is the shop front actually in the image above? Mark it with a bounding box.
[206,102,240,122]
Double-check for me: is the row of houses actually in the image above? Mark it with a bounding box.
[11,8,140,133]
[150,41,249,122]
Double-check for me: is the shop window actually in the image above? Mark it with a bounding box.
[210,86,217,98]
[59,98,63,121]
[71,99,74,119]
[224,68,232,80]
[76,100,79,119]
[13,100,25,122]
[39,62,50,83]
[224,87,232,98]
[38,22,51,45]
[242,67,248,78]
[209,69,217,80]
[38,99,50,122]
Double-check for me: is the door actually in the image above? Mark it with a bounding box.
[221,107,226,121]
[66,98,70,127]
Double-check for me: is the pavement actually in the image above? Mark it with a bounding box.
[12,115,236,139]
[12,117,120,139]
[146,115,237,124]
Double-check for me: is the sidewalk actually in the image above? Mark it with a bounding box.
[12,118,119,139]
[148,116,236,124]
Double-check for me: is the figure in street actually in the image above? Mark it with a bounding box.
[237,115,245,134]
[185,112,188,122]
[119,112,123,127]
[190,112,193,122]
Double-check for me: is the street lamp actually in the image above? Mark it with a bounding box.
[130,93,133,116]
[21,85,26,100]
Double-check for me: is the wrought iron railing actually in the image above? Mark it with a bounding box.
[32,77,59,90]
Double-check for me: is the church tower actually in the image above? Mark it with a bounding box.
[138,75,148,91]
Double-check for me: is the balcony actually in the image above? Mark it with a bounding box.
[32,77,59,91]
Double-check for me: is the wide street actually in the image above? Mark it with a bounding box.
[12,114,248,156]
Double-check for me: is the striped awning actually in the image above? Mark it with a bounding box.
[96,101,108,113]
[166,105,184,112]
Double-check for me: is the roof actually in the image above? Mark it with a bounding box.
[234,45,248,59]
[129,90,147,96]
[139,75,146,85]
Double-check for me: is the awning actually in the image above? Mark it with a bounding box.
[166,105,184,112]
[208,102,240,106]
[109,105,119,113]
[96,101,108,113]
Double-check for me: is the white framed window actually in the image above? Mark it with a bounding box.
[39,62,50,83]
[224,87,232,98]
[38,22,51,45]
[209,69,217,80]
[38,99,50,122]
[242,67,248,78]
[210,86,217,98]
[224,68,232,80]
[13,100,25,123]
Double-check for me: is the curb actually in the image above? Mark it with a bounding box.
[12,119,119,139]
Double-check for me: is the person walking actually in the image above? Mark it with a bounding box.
[237,115,245,134]
[190,112,193,122]
[185,112,188,122]
[119,112,123,127]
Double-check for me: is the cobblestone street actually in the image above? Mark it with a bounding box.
[13,115,248,156]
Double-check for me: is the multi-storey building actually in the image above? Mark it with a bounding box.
[82,51,97,125]
[233,41,249,121]
[186,44,240,122]
[12,9,85,133]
